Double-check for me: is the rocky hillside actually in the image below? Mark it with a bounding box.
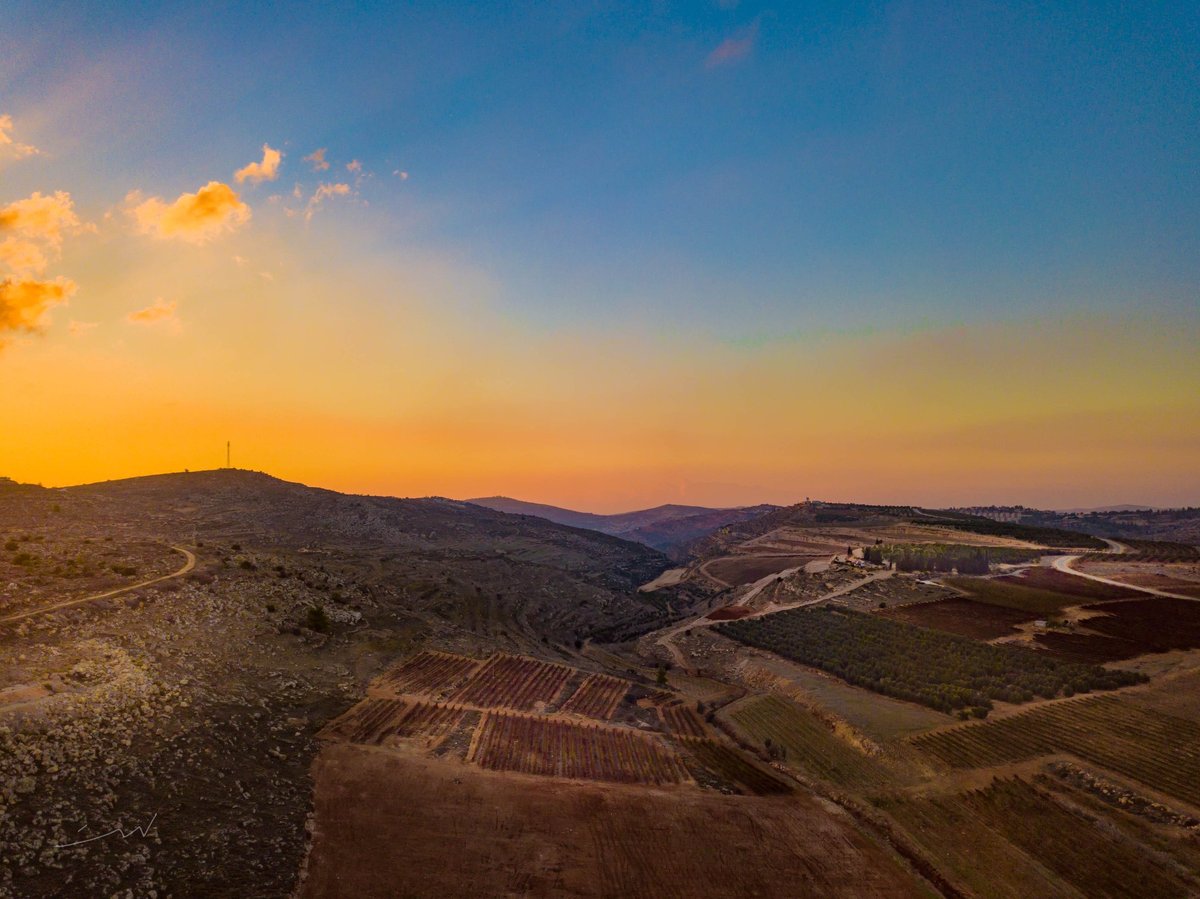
[467,495,779,556]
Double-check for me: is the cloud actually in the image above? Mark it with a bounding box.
[235,144,282,184]
[304,148,330,172]
[304,182,351,221]
[126,297,181,333]
[0,191,87,278]
[128,181,251,244]
[0,114,39,160]
[706,21,759,68]
[393,170,409,180]
[0,276,75,343]
[346,159,362,174]
[68,319,98,336]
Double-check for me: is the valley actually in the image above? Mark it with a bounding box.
[2,472,1200,897]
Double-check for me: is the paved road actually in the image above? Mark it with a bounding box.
[1051,538,1199,602]
[0,545,197,625]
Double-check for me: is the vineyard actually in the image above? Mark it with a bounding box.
[878,598,1032,641]
[911,695,1200,809]
[320,698,466,747]
[658,702,708,738]
[376,650,483,696]
[469,711,688,785]
[678,737,793,795]
[728,695,888,790]
[716,607,1143,713]
[877,778,1196,899]
[1035,597,1200,663]
[450,653,573,710]
[559,673,629,719]
[942,574,1111,616]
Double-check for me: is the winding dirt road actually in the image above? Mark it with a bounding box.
[654,566,893,672]
[1051,537,1199,602]
[0,545,197,626]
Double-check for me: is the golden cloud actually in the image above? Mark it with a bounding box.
[128,181,251,244]
[304,182,351,221]
[235,144,282,184]
[303,148,330,172]
[0,276,75,342]
[0,114,39,160]
[126,297,180,329]
[0,191,86,277]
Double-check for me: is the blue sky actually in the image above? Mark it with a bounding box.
[2,1,1197,507]
[7,0,1197,338]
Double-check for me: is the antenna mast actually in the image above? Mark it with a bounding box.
[226,441,231,469]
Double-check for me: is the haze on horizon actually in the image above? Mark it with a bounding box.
[1,1,1197,513]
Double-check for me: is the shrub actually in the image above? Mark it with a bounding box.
[305,605,331,633]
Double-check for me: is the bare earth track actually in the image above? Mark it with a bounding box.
[0,545,196,625]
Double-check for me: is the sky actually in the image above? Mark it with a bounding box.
[1,1,1197,512]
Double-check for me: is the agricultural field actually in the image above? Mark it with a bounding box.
[658,701,708,737]
[911,694,1200,810]
[717,606,1143,713]
[374,650,482,697]
[469,710,688,785]
[450,653,573,710]
[877,598,1032,640]
[1091,539,1200,563]
[726,695,890,791]
[677,737,793,795]
[703,553,821,586]
[559,673,629,719]
[942,572,1135,616]
[867,543,1044,573]
[877,777,1198,899]
[920,517,1107,549]
[737,656,952,740]
[301,745,934,899]
[1035,598,1200,663]
[1002,566,1143,600]
[320,698,466,747]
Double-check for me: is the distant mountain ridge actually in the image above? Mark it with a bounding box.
[466,496,781,558]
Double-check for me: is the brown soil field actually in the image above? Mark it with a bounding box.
[999,566,1141,600]
[559,673,629,719]
[450,653,574,710]
[1036,598,1200,663]
[877,598,1032,640]
[1106,572,1200,589]
[300,745,932,899]
[658,702,708,738]
[706,605,753,620]
[374,650,483,697]
[469,711,687,785]
[705,554,821,585]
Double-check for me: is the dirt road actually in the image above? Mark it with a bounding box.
[1052,539,1200,602]
[0,545,197,625]
[654,567,892,671]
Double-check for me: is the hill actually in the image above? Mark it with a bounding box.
[466,495,779,557]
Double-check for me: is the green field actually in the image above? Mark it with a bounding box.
[726,695,892,790]
[717,607,1144,713]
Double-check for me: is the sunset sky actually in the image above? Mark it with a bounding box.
[1,2,1197,511]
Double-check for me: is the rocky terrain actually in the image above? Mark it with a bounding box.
[0,470,689,898]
